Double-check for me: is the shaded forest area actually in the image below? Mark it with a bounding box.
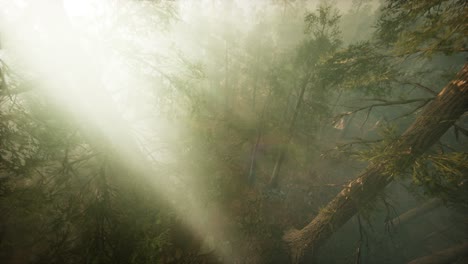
[0,0,467,263]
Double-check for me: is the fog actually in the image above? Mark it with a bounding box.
[0,0,467,263]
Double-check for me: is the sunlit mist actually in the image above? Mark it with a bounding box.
[1,0,237,261]
[1,0,466,263]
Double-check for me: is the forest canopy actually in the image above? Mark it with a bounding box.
[0,0,467,263]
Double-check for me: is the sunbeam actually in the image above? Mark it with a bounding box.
[0,0,236,262]
[1,1,466,263]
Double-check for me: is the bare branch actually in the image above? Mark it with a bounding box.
[391,99,432,120]
[392,78,438,95]
[337,97,434,120]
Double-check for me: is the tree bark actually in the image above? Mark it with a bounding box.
[407,242,468,264]
[283,63,468,263]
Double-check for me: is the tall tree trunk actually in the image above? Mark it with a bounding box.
[249,89,273,185]
[269,75,312,187]
[252,55,259,111]
[248,130,262,186]
[283,63,468,263]
[224,40,230,117]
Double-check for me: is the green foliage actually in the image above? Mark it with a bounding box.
[412,152,468,206]
[298,3,342,68]
[317,42,396,96]
[0,88,175,263]
[325,124,399,164]
[377,0,468,57]
[1,0,467,263]
[304,3,342,43]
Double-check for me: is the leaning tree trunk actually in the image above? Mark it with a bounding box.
[283,63,468,263]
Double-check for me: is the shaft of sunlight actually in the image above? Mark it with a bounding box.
[0,0,236,261]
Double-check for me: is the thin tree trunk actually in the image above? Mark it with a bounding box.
[269,75,312,187]
[248,129,262,186]
[407,242,468,264]
[249,89,273,185]
[270,148,288,187]
[224,40,230,116]
[283,63,468,263]
[252,56,259,110]
[387,199,442,228]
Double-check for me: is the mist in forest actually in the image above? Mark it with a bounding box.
[0,0,467,263]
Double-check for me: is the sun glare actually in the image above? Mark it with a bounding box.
[0,0,235,262]
[63,0,95,18]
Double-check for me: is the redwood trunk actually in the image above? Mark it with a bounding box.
[283,63,468,263]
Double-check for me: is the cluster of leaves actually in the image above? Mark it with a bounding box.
[317,42,396,96]
[377,0,468,57]
[412,152,468,206]
[322,124,398,163]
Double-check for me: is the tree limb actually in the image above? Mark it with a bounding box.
[392,79,438,96]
